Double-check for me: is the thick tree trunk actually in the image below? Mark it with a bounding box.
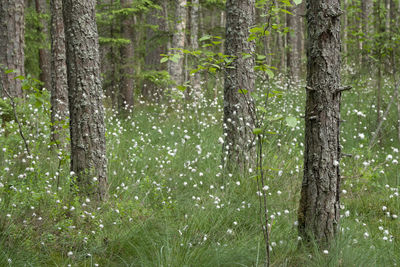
[50,0,69,146]
[298,0,342,244]
[63,0,108,200]
[35,0,51,90]
[0,0,25,97]
[119,0,134,110]
[169,0,187,86]
[223,0,256,172]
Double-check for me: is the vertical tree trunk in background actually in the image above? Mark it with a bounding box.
[63,0,108,200]
[0,0,25,97]
[35,0,51,90]
[298,0,342,244]
[375,0,383,133]
[286,5,297,82]
[342,0,348,58]
[296,1,305,76]
[361,0,372,68]
[169,0,187,86]
[50,0,68,146]
[190,0,201,98]
[223,0,256,172]
[119,0,134,110]
[143,3,168,101]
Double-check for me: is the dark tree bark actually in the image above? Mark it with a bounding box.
[222,0,256,172]
[63,0,108,200]
[298,0,342,244]
[0,0,25,97]
[35,0,51,90]
[119,0,134,110]
[50,0,68,146]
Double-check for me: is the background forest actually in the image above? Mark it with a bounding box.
[0,0,399,266]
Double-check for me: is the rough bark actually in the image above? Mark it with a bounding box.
[35,0,51,90]
[50,0,69,146]
[222,0,256,172]
[0,0,25,97]
[62,0,108,200]
[298,0,342,244]
[119,0,134,110]
[169,0,187,86]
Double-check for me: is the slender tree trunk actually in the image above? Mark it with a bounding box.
[63,0,108,201]
[297,1,305,77]
[0,0,25,97]
[298,0,342,244]
[286,5,297,82]
[342,0,348,58]
[142,3,168,101]
[169,0,187,86]
[50,0,69,146]
[35,0,51,90]
[190,0,201,98]
[223,0,256,172]
[361,0,372,69]
[119,0,134,110]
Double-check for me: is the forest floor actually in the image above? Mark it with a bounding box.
[0,77,399,266]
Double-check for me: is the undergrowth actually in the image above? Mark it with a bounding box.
[0,76,399,266]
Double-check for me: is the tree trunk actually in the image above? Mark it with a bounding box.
[298,0,342,244]
[119,0,134,110]
[50,0,69,147]
[286,5,297,82]
[223,0,256,172]
[142,2,168,101]
[169,0,187,86]
[63,0,108,201]
[35,0,51,90]
[189,0,201,98]
[361,0,372,68]
[0,0,25,97]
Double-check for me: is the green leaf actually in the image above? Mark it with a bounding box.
[160,57,168,63]
[285,116,298,128]
[238,89,248,95]
[199,35,211,42]
[253,128,262,135]
[293,0,302,5]
[265,69,274,79]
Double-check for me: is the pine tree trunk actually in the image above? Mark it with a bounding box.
[190,0,201,98]
[35,0,51,90]
[169,0,187,86]
[223,0,256,172]
[298,0,342,244]
[286,5,297,82]
[50,0,68,146]
[0,0,25,97]
[63,0,108,201]
[119,0,134,110]
[142,1,168,101]
[361,0,372,68]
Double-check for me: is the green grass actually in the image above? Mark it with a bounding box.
[0,77,399,266]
